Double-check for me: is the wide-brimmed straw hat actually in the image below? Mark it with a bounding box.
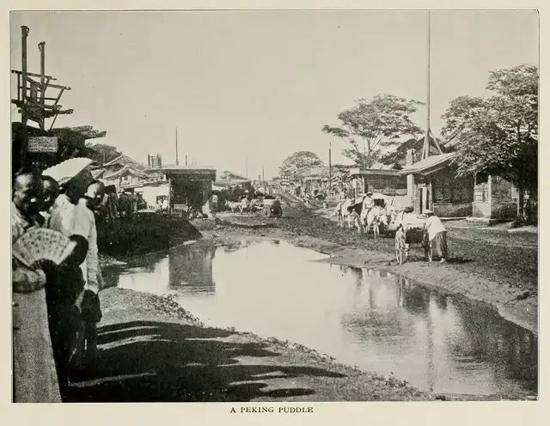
[42,157,94,186]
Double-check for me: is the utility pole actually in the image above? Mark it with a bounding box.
[422,10,431,160]
[262,166,265,183]
[329,139,332,196]
[245,155,248,178]
[175,127,179,165]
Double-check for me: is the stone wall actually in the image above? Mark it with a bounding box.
[434,202,472,217]
[472,201,491,218]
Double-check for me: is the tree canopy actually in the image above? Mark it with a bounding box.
[442,64,538,197]
[85,142,122,164]
[279,151,324,179]
[324,94,423,167]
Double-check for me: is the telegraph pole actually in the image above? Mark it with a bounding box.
[328,140,332,196]
[175,127,179,165]
[422,10,431,160]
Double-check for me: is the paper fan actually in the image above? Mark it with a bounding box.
[13,228,77,268]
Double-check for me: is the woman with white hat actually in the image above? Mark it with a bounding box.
[424,209,448,263]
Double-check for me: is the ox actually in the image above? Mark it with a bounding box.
[360,205,389,238]
[225,200,241,213]
[335,197,364,231]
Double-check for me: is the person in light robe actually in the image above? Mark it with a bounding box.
[424,209,448,263]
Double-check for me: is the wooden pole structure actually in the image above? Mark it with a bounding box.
[38,41,46,131]
[329,140,332,196]
[175,127,179,165]
[21,26,29,126]
[422,10,431,160]
[20,26,29,168]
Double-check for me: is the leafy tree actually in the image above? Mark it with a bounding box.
[321,125,349,140]
[279,151,324,179]
[441,64,538,221]
[86,142,122,164]
[324,94,423,167]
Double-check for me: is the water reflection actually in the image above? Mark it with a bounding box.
[168,244,216,293]
[342,272,537,395]
[106,239,537,397]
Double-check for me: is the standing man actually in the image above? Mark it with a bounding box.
[12,170,61,402]
[424,210,448,263]
[362,191,375,216]
[73,180,105,365]
[46,166,92,395]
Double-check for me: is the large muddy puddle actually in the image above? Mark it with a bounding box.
[103,239,537,398]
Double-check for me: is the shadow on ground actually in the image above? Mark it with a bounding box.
[65,321,345,402]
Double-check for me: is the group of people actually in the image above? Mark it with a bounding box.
[12,162,106,402]
[336,190,449,263]
[101,189,146,221]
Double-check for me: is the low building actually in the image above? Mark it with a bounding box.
[134,181,170,209]
[348,164,407,197]
[102,164,152,192]
[299,165,329,196]
[147,165,217,212]
[92,153,153,192]
[215,170,252,191]
[400,151,474,217]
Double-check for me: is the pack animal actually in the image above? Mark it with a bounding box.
[360,205,389,238]
[335,198,363,230]
[225,201,241,213]
[239,197,250,214]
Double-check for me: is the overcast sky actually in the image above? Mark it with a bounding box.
[10,10,538,179]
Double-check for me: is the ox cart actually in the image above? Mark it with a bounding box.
[262,198,283,218]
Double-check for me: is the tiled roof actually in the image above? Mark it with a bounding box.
[399,152,456,175]
[103,165,150,180]
[102,154,145,170]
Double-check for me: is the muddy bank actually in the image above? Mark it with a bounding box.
[68,286,506,402]
[204,216,537,335]
[97,215,201,257]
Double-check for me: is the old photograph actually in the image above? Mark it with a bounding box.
[9,9,538,403]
